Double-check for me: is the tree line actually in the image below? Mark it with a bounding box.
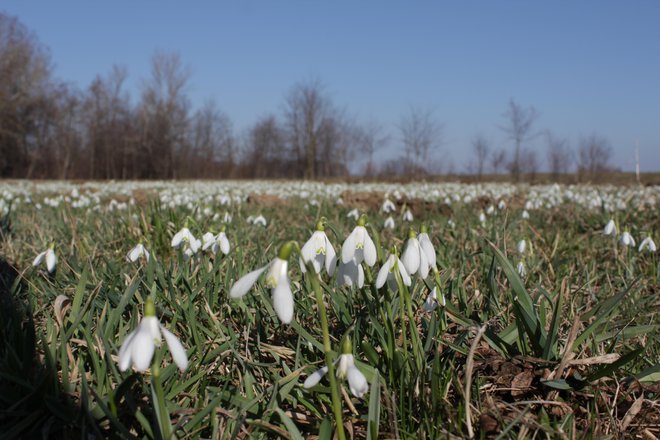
[1,12,614,181]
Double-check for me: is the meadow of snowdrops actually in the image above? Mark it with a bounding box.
[0,180,658,439]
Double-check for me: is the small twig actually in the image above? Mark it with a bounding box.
[465,323,488,439]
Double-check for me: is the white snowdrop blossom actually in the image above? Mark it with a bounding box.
[202,231,230,255]
[517,261,526,277]
[300,221,337,276]
[33,247,57,273]
[118,297,188,373]
[229,243,296,324]
[423,286,445,312]
[401,230,431,279]
[336,258,365,288]
[620,231,635,247]
[172,227,202,258]
[479,212,487,225]
[603,219,617,236]
[382,198,396,213]
[376,252,411,291]
[521,210,530,220]
[384,216,395,229]
[127,243,150,263]
[498,200,507,210]
[517,239,527,255]
[346,208,359,220]
[402,209,413,222]
[418,226,437,269]
[252,215,267,227]
[486,205,495,215]
[638,236,656,253]
[304,340,369,398]
[341,216,377,267]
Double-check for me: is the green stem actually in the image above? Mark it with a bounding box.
[151,355,173,440]
[307,266,346,440]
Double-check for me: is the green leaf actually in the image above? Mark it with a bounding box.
[276,407,304,440]
[367,371,381,440]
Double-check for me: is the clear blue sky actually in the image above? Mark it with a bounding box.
[6,1,660,172]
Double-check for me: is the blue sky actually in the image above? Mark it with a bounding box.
[6,1,660,171]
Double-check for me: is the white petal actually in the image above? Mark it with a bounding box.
[401,240,420,275]
[230,265,268,298]
[336,354,354,378]
[303,366,329,388]
[130,327,156,372]
[272,276,294,324]
[171,229,186,248]
[376,257,393,289]
[357,264,364,288]
[347,365,369,398]
[161,326,188,371]
[33,251,47,267]
[219,233,230,255]
[397,258,412,286]
[118,329,138,371]
[362,232,377,267]
[202,232,215,250]
[143,249,150,262]
[418,247,430,279]
[127,245,141,262]
[341,230,358,264]
[46,249,57,273]
[419,234,436,268]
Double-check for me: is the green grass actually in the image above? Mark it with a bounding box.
[0,188,658,439]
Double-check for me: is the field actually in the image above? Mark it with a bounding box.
[0,180,658,439]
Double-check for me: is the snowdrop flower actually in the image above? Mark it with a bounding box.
[401,229,431,279]
[172,226,201,258]
[517,261,526,277]
[127,243,150,263]
[603,219,617,236]
[423,286,445,312]
[498,200,507,210]
[479,212,487,225]
[382,198,396,213]
[223,212,233,223]
[118,297,188,373]
[336,258,365,288]
[346,208,359,220]
[33,246,57,273]
[341,215,377,267]
[517,239,527,255]
[486,205,495,215]
[418,225,437,269]
[300,219,337,276]
[521,210,530,220]
[202,229,230,255]
[376,250,411,291]
[304,338,369,398]
[384,216,395,230]
[229,242,296,324]
[638,236,656,253]
[252,215,267,227]
[620,231,635,247]
[402,209,413,222]
[447,219,456,229]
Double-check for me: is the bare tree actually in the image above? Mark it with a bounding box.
[398,106,443,177]
[545,131,572,179]
[244,114,287,178]
[578,133,613,179]
[469,134,490,179]
[500,99,539,180]
[355,119,389,177]
[189,100,233,178]
[490,149,508,174]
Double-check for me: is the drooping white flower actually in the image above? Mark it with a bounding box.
[384,216,395,229]
[252,214,267,227]
[33,247,57,273]
[304,340,369,398]
[486,205,495,215]
[517,239,527,255]
[336,257,365,288]
[517,261,526,277]
[118,297,188,373]
[300,221,336,276]
[172,226,202,258]
[346,208,359,220]
[638,236,657,253]
[341,216,377,267]
[382,198,396,213]
[376,252,411,291]
[521,210,530,220]
[423,286,445,312]
[603,219,616,236]
[620,231,635,247]
[498,200,507,210]
[418,226,437,269]
[202,231,230,255]
[229,243,296,324]
[401,230,430,279]
[127,243,150,263]
[479,212,486,225]
[402,209,413,222]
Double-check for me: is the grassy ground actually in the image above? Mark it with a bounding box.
[0,183,658,439]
